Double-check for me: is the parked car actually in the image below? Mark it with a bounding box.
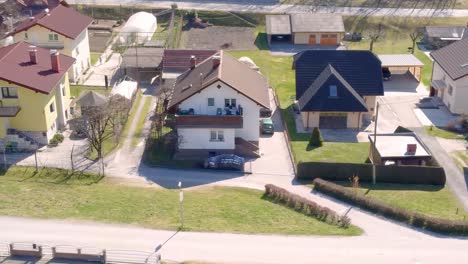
[204,154,245,171]
[260,118,274,134]
[382,67,391,81]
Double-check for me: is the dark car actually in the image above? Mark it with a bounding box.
[204,154,245,171]
[382,67,391,81]
[260,107,272,118]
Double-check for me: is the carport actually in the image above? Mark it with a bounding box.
[122,47,163,83]
[378,54,424,82]
[266,15,292,45]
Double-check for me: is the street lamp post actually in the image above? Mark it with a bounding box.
[178,181,184,228]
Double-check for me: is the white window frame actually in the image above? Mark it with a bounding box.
[1,87,18,99]
[224,98,236,108]
[49,33,59,41]
[210,130,224,142]
[61,84,66,96]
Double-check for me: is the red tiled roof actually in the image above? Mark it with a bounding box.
[9,5,92,39]
[15,0,68,8]
[162,49,217,73]
[0,42,75,94]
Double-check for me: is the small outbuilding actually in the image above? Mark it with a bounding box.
[266,13,345,46]
[122,47,164,83]
[422,25,468,49]
[378,54,424,82]
[74,91,108,116]
[111,80,138,101]
[369,132,432,166]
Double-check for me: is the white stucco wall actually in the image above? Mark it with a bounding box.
[178,81,262,142]
[432,62,468,114]
[178,128,235,149]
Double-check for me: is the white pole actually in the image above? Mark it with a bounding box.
[372,102,380,185]
[178,181,184,228]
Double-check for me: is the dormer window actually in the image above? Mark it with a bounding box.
[329,85,337,97]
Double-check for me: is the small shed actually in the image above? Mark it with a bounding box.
[369,132,432,166]
[378,54,424,82]
[111,80,138,101]
[119,12,157,45]
[74,91,108,115]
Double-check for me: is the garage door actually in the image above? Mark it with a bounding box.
[320,34,338,46]
[308,34,316,45]
[319,114,347,129]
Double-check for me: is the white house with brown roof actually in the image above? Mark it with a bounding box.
[167,51,270,158]
[430,37,468,115]
[8,5,93,83]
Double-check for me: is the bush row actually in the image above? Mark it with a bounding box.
[297,162,446,185]
[264,184,351,228]
[312,178,468,236]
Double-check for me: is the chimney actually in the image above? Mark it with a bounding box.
[190,55,196,69]
[50,50,60,72]
[28,16,35,21]
[28,45,37,64]
[212,55,221,69]
[45,8,50,15]
[407,144,417,154]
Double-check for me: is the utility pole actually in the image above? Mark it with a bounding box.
[372,102,380,185]
[178,181,184,228]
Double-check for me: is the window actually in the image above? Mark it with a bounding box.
[61,84,66,96]
[224,98,236,108]
[24,32,28,40]
[49,102,55,113]
[49,33,58,41]
[210,130,224,142]
[76,47,80,55]
[1,87,18,98]
[208,98,215,106]
[65,110,68,119]
[329,85,338,97]
[448,85,453,95]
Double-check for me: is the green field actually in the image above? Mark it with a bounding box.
[0,166,361,235]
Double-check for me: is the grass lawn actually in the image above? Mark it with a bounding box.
[293,142,370,164]
[424,126,467,139]
[90,52,102,66]
[452,150,468,169]
[0,166,361,235]
[332,182,468,220]
[70,85,109,98]
[131,96,152,147]
[120,90,142,144]
[344,16,468,86]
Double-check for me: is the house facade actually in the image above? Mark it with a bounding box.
[9,5,93,83]
[266,13,345,46]
[294,50,384,129]
[0,42,74,149]
[168,51,270,158]
[430,37,468,115]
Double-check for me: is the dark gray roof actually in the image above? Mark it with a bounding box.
[290,13,345,33]
[431,37,468,80]
[266,15,291,35]
[298,64,368,112]
[76,91,108,107]
[122,47,164,68]
[294,50,384,102]
[425,26,466,39]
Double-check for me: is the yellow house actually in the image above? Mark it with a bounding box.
[9,5,93,83]
[0,42,75,149]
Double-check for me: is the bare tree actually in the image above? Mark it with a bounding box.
[367,23,385,52]
[409,31,423,54]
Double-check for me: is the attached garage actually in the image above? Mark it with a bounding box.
[319,113,347,129]
[378,54,424,82]
[320,34,339,46]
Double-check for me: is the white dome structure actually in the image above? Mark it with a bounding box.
[119,12,157,45]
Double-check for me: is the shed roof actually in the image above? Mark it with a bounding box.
[368,133,431,159]
[122,47,164,68]
[425,26,466,39]
[378,54,424,67]
[290,13,345,33]
[266,15,291,35]
[76,91,108,107]
[430,37,468,80]
[163,49,217,73]
[0,42,74,94]
[9,5,93,39]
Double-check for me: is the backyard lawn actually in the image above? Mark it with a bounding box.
[293,142,370,164]
[331,182,468,221]
[90,52,102,66]
[0,166,361,236]
[70,85,109,98]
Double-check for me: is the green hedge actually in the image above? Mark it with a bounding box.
[297,162,445,185]
[313,178,468,236]
[265,184,351,228]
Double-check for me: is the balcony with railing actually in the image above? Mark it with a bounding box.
[175,106,244,129]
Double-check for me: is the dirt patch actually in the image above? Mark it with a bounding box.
[183,26,257,50]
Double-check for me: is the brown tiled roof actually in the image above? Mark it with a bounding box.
[0,42,74,94]
[9,5,92,39]
[176,115,243,128]
[168,50,270,109]
[431,37,468,80]
[162,49,217,73]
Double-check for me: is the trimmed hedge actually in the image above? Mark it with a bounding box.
[313,178,468,236]
[264,184,351,228]
[297,162,446,185]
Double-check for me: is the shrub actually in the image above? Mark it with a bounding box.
[264,184,351,228]
[53,133,65,143]
[49,138,59,146]
[308,127,323,147]
[313,178,468,236]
